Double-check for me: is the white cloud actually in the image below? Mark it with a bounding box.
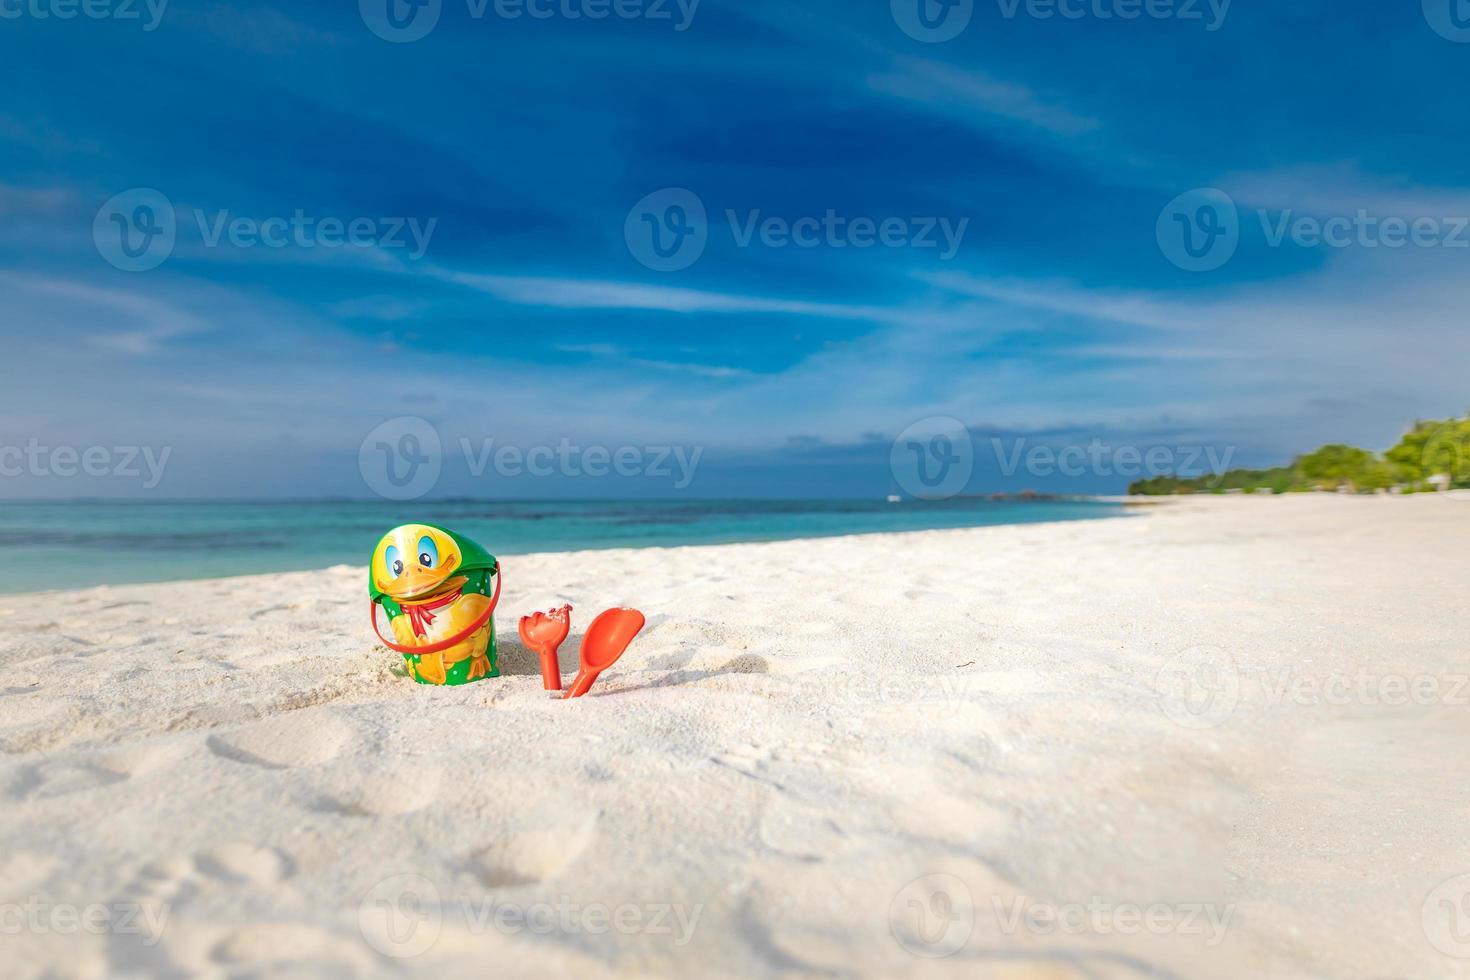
[1221,162,1470,217]
[869,57,1101,138]
[920,271,1192,331]
[430,268,886,320]
[0,273,208,355]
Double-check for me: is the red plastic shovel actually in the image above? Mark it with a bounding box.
[565,607,645,699]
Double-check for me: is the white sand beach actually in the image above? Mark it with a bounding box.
[1,495,1467,979]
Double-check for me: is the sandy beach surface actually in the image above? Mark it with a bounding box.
[1,495,1466,979]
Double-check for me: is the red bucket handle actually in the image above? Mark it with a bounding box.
[371,567,501,656]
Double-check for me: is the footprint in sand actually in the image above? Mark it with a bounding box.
[195,843,294,887]
[758,796,849,862]
[2,736,197,801]
[308,759,443,816]
[7,760,127,801]
[207,711,353,770]
[0,851,59,900]
[469,808,599,887]
[119,844,294,914]
[716,738,859,778]
[208,923,372,973]
[719,654,769,674]
[100,739,196,778]
[118,855,202,913]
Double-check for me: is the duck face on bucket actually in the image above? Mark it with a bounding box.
[371,524,465,601]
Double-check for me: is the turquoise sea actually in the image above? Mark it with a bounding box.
[0,498,1126,594]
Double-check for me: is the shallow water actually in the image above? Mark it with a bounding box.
[0,498,1125,593]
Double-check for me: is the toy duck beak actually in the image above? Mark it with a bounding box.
[389,567,456,601]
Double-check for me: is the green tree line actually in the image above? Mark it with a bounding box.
[1129,416,1470,496]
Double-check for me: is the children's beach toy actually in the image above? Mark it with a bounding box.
[369,524,501,685]
[565,607,645,698]
[519,605,572,692]
[369,524,645,696]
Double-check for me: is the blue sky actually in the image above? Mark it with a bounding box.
[2,0,1468,498]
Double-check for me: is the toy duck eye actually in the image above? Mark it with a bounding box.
[417,536,438,569]
[385,545,403,578]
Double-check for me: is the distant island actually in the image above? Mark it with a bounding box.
[1129,416,1469,496]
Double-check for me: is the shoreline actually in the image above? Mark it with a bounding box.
[16,488,1468,598]
[1,494,1465,977]
[0,498,1128,597]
